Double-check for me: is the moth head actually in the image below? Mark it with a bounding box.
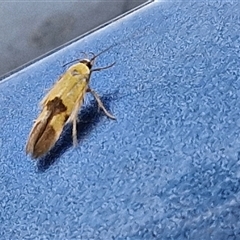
[79,59,92,69]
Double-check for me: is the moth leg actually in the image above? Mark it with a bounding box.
[68,107,81,146]
[72,116,78,146]
[67,91,85,146]
[88,88,116,120]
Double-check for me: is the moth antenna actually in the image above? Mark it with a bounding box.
[62,45,114,68]
[62,52,88,67]
[62,59,78,68]
[90,45,115,63]
[88,52,95,59]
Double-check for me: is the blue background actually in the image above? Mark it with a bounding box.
[1,1,240,239]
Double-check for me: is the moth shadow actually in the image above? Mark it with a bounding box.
[37,92,118,172]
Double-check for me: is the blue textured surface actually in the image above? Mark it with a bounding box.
[1,1,240,239]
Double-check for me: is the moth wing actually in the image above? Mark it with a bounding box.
[26,72,89,159]
[25,108,53,158]
[40,74,66,107]
[26,95,70,159]
[41,63,90,106]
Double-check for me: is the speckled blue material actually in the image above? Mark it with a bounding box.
[1,1,240,239]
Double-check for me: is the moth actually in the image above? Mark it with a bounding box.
[26,48,116,159]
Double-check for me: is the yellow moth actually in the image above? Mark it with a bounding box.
[26,48,115,159]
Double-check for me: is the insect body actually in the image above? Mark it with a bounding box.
[26,50,115,159]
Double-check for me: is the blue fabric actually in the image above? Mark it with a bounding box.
[1,1,240,239]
